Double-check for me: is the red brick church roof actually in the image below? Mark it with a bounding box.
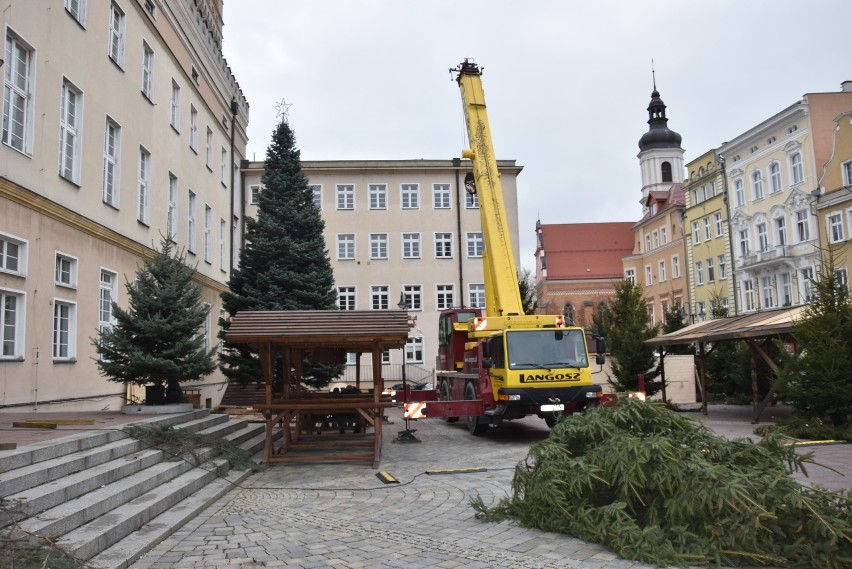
[539,222,635,280]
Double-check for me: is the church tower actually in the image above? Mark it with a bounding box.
[637,81,684,211]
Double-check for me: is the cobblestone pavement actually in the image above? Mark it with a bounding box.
[131,406,849,569]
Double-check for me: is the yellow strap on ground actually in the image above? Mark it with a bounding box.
[426,467,487,475]
[375,471,399,484]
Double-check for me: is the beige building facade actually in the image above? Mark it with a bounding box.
[719,86,852,313]
[1,0,248,411]
[241,159,522,384]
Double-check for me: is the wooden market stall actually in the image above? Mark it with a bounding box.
[224,310,410,467]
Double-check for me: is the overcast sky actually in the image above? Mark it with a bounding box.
[221,0,851,271]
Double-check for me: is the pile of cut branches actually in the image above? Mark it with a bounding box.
[471,397,851,568]
[123,424,260,472]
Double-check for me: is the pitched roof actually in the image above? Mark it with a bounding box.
[540,222,635,280]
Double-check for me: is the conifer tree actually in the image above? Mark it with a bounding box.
[606,279,661,395]
[93,236,216,398]
[780,252,852,425]
[220,115,340,389]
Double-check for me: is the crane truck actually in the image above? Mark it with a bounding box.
[406,60,605,434]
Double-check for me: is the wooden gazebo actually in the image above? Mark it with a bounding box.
[225,310,410,466]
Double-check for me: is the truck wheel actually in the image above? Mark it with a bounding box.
[465,382,487,435]
[440,380,459,423]
[544,415,557,429]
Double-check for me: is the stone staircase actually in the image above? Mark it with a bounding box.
[0,409,279,569]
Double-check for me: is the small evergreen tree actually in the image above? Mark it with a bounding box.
[220,115,340,389]
[518,268,538,315]
[606,279,661,395]
[779,252,852,425]
[660,300,690,355]
[93,236,216,399]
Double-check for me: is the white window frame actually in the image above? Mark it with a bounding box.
[692,221,700,244]
[761,276,775,309]
[99,269,117,336]
[468,283,485,309]
[718,254,726,280]
[465,191,479,209]
[769,161,782,193]
[658,260,666,283]
[625,268,636,285]
[404,336,424,364]
[336,184,354,210]
[54,252,78,289]
[645,265,653,286]
[827,211,844,243]
[189,105,198,152]
[433,184,451,209]
[337,234,355,260]
[52,299,77,361]
[695,261,704,285]
[781,272,792,306]
[0,287,25,359]
[801,267,815,302]
[169,80,180,130]
[671,255,680,279]
[311,185,322,209]
[402,284,423,311]
[751,170,764,201]
[703,217,711,241]
[219,218,226,270]
[743,280,755,311]
[370,285,389,310]
[436,284,454,310]
[167,173,178,240]
[370,233,388,260]
[203,205,212,263]
[137,146,151,224]
[739,229,750,257]
[337,286,356,311]
[369,184,387,210]
[65,0,87,25]
[714,212,723,237]
[734,178,745,207]
[660,226,668,244]
[102,117,120,207]
[756,221,768,252]
[108,1,125,68]
[2,30,35,155]
[790,152,804,185]
[205,126,213,168]
[466,232,483,258]
[706,257,715,282]
[775,216,787,247]
[795,209,810,242]
[843,160,852,186]
[220,147,227,185]
[249,184,260,205]
[187,190,197,253]
[401,183,419,209]
[402,233,421,259]
[434,232,453,259]
[141,41,153,99]
[59,78,83,184]
[0,232,27,276]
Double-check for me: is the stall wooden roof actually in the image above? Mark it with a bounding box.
[224,310,410,350]
[645,306,804,346]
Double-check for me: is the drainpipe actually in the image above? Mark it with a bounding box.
[717,154,739,315]
[228,97,238,275]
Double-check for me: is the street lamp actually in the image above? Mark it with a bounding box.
[396,293,419,442]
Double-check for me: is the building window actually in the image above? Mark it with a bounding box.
[170,80,180,130]
[1,288,24,358]
[790,152,804,185]
[369,184,387,210]
[370,233,388,260]
[219,218,226,269]
[706,258,715,283]
[203,205,212,263]
[661,161,672,182]
[660,226,668,244]
[775,216,787,247]
[55,252,77,288]
[402,233,421,259]
[781,273,792,306]
[249,185,260,205]
[734,178,745,207]
[835,268,849,292]
[653,231,659,248]
[645,265,653,286]
[189,105,198,151]
[672,255,680,279]
[137,147,151,224]
[402,284,423,310]
[336,184,354,210]
[743,280,755,311]
[401,184,419,209]
[52,300,76,360]
[714,212,723,237]
[645,234,652,251]
[108,2,125,67]
[801,267,815,302]
[770,162,782,193]
[756,222,768,252]
[843,161,852,186]
[205,127,213,168]
[404,336,424,364]
[102,118,120,206]
[704,217,712,241]
[436,284,454,310]
[337,234,355,260]
[220,148,227,185]
[465,191,479,209]
[99,269,116,336]
[468,283,485,309]
[311,185,321,209]
[3,32,35,154]
[692,221,700,244]
[625,268,635,285]
[695,261,704,285]
[827,211,844,243]
[59,79,83,183]
[370,285,389,310]
[466,232,483,257]
[433,184,451,209]
[337,286,356,310]
[658,260,666,283]
[65,0,87,24]
[751,170,764,201]
[761,276,775,309]
[167,173,178,240]
[1,233,27,275]
[718,254,726,280]
[795,210,810,242]
[141,42,153,99]
[434,232,452,258]
[738,229,750,257]
[187,190,196,252]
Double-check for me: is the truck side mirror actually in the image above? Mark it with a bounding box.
[482,357,493,369]
[595,336,606,365]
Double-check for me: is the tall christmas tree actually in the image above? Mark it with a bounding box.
[220,114,339,389]
[606,279,662,395]
[93,236,216,402]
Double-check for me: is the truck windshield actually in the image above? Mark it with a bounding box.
[506,329,588,370]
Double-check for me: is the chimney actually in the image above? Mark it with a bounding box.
[841,80,852,93]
